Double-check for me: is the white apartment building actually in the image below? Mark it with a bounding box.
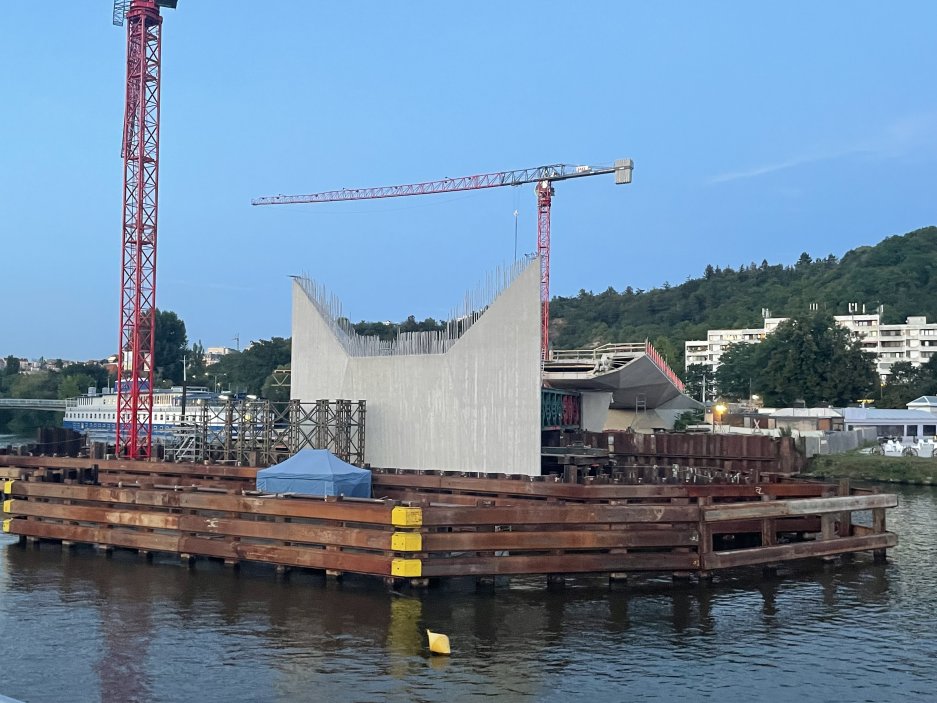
[685,311,937,379]
[203,346,237,366]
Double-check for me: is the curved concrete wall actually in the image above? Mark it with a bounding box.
[290,261,542,474]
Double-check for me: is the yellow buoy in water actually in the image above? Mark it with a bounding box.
[426,629,451,656]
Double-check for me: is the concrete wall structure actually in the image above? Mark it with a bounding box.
[290,260,542,474]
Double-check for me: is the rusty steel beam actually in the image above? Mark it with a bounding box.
[6,500,179,530]
[703,532,898,570]
[421,528,701,552]
[7,482,398,524]
[709,517,821,535]
[704,494,898,522]
[233,543,393,576]
[5,519,396,576]
[96,473,252,491]
[1,455,258,479]
[9,520,180,552]
[420,551,700,577]
[5,501,396,551]
[420,503,700,526]
[372,471,833,500]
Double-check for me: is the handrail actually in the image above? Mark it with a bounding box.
[0,398,67,411]
[548,342,647,362]
[644,341,687,393]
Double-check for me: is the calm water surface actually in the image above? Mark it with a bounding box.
[1,485,935,703]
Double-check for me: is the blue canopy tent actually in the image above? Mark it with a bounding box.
[256,449,371,498]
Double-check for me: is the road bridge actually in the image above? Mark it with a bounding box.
[0,399,67,412]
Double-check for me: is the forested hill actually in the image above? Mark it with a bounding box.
[550,226,937,369]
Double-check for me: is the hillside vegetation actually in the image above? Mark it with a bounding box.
[551,226,937,368]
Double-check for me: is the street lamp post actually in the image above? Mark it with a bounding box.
[713,403,727,433]
[212,373,227,393]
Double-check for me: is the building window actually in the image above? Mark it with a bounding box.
[925,425,936,436]
[875,424,904,437]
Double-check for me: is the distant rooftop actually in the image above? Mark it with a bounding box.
[843,407,937,422]
[907,396,937,407]
[770,408,843,418]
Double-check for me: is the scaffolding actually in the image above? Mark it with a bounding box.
[162,399,365,467]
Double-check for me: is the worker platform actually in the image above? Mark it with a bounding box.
[543,342,702,431]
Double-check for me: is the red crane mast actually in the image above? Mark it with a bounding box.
[252,159,633,358]
[113,0,177,458]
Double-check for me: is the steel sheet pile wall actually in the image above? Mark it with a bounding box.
[587,431,805,475]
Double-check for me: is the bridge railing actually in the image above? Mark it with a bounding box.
[643,341,686,393]
[548,342,647,363]
[0,398,67,411]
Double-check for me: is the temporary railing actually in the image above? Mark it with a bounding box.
[548,342,646,363]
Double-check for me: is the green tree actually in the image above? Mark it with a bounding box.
[673,408,704,431]
[153,309,188,384]
[1,371,62,434]
[210,337,291,396]
[651,335,680,369]
[58,373,96,400]
[2,355,20,379]
[878,361,922,408]
[261,366,291,402]
[756,314,876,406]
[683,363,712,403]
[187,340,208,386]
[714,343,763,401]
[60,362,109,389]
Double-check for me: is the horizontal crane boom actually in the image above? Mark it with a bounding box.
[252,157,633,360]
[251,160,632,206]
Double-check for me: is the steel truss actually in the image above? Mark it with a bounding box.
[116,3,162,459]
[164,399,366,467]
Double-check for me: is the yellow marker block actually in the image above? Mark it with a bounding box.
[2,499,12,514]
[2,519,11,533]
[391,506,423,527]
[391,532,422,552]
[2,480,13,495]
[391,558,422,578]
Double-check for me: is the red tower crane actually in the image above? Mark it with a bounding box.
[252,159,633,358]
[113,0,177,458]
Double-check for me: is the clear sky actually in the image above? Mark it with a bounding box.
[1,2,935,359]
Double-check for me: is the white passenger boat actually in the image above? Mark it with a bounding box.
[63,386,228,442]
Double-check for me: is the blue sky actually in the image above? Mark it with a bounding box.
[1,2,935,359]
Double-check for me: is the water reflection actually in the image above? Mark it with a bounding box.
[0,485,935,702]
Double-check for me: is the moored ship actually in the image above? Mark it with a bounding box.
[63,386,228,443]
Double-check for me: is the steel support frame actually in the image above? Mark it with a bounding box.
[536,181,554,360]
[116,2,162,459]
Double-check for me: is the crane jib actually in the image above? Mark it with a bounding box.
[251,160,632,206]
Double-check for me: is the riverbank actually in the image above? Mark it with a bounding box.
[805,452,937,485]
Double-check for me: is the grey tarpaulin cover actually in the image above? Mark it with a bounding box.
[256,448,371,497]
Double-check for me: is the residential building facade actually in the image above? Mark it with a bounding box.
[685,311,937,379]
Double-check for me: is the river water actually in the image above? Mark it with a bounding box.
[0,434,31,448]
[1,485,935,703]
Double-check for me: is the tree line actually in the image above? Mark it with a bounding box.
[550,226,937,372]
